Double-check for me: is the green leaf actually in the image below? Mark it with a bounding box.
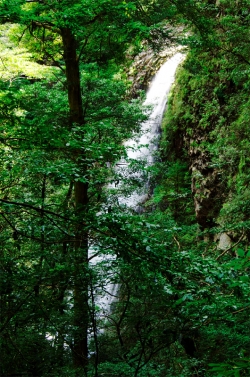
[236,248,245,257]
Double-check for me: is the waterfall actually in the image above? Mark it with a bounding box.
[119,52,185,208]
[126,52,184,164]
[89,52,185,333]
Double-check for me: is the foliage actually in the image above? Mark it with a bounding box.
[1,0,250,376]
[209,358,250,377]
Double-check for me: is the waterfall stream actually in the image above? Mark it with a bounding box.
[119,52,185,208]
[90,52,185,332]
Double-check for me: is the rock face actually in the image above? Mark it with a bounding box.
[186,133,224,229]
[192,170,221,229]
[164,115,225,229]
[128,45,183,97]
[162,55,230,229]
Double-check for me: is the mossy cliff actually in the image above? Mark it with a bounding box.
[162,48,250,236]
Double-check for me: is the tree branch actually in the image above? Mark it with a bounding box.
[216,232,245,260]
[0,198,71,220]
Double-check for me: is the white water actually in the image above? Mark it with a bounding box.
[90,52,185,329]
[119,52,185,208]
[126,52,184,163]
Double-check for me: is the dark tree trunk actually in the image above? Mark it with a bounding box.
[61,27,89,370]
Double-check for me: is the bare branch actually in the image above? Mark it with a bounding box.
[0,198,71,220]
[216,232,245,260]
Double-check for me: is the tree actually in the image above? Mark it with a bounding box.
[0,0,179,374]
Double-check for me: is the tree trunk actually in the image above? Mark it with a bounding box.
[61,27,89,370]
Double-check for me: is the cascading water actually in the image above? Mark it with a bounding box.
[126,52,184,163]
[89,52,185,332]
[118,52,185,208]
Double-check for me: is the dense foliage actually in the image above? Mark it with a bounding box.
[1,1,250,376]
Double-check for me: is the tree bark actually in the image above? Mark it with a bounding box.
[61,27,89,370]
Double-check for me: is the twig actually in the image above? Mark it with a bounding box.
[231,306,250,315]
[173,235,181,251]
[216,232,245,260]
[0,198,71,220]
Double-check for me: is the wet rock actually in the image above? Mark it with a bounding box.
[128,45,184,97]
